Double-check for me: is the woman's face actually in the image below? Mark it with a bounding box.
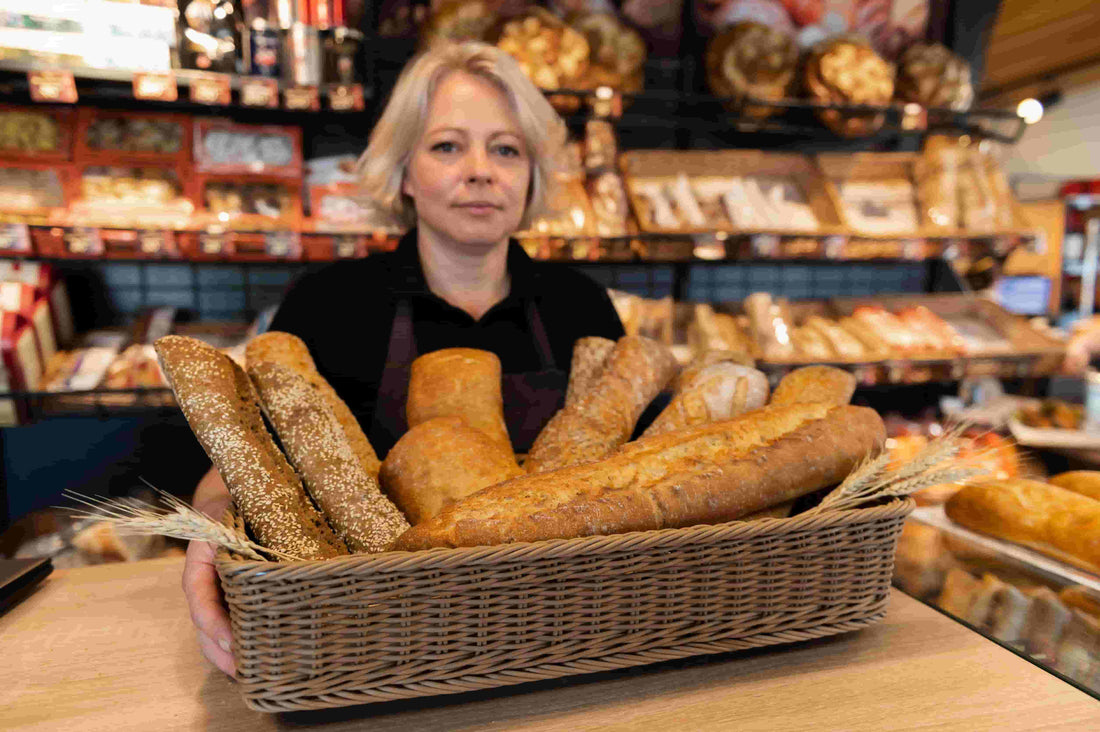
[403,70,531,250]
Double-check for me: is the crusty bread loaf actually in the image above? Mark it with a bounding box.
[246,331,381,479]
[525,335,676,473]
[249,361,409,553]
[153,335,345,560]
[770,365,856,406]
[565,336,616,408]
[407,348,513,457]
[380,417,525,525]
[643,362,768,437]
[945,479,1100,573]
[394,403,885,550]
[1049,471,1100,502]
[675,349,755,391]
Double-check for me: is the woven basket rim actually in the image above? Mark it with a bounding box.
[216,497,914,577]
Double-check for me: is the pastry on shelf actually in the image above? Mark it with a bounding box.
[804,36,895,137]
[895,42,973,111]
[705,21,798,119]
[569,12,646,95]
[419,0,499,48]
[0,109,62,155]
[493,8,589,108]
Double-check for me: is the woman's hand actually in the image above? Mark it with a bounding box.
[184,468,235,677]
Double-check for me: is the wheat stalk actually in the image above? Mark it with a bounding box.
[63,486,299,562]
[812,425,985,514]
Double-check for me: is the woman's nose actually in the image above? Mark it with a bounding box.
[465,147,493,183]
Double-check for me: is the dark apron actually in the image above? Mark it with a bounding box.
[369,297,567,456]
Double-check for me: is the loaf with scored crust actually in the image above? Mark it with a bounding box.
[394,403,885,550]
[770,365,856,406]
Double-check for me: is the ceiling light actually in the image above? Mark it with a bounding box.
[1016,98,1044,125]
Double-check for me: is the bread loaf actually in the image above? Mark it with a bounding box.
[249,361,409,553]
[945,479,1100,572]
[245,331,381,479]
[770,365,856,406]
[407,348,513,456]
[565,336,616,408]
[153,336,345,560]
[675,349,755,391]
[380,417,525,525]
[525,335,676,473]
[394,403,885,550]
[1049,472,1100,502]
[642,362,768,437]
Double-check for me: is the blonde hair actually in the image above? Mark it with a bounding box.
[357,42,566,230]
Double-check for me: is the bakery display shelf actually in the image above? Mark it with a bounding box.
[0,60,372,116]
[0,386,177,423]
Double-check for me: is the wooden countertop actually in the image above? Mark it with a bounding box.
[3,556,1098,731]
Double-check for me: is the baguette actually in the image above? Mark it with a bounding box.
[153,336,345,560]
[525,335,676,473]
[394,403,885,550]
[249,361,409,553]
[245,331,381,479]
[1049,471,1100,502]
[565,336,616,408]
[770,365,856,406]
[407,348,513,457]
[642,362,768,437]
[945,479,1100,573]
[380,417,525,525]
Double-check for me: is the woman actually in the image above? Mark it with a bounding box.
[185,41,625,676]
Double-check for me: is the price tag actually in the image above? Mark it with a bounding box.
[241,78,279,108]
[750,234,780,258]
[28,71,77,103]
[133,72,178,102]
[333,235,363,259]
[199,231,229,256]
[264,231,300,258]
[285,86,320,111]
[190,73,231,105]
[139,230,176,256]
[0,223,31,253]
[66,227,104,256]
[326,84,365,111]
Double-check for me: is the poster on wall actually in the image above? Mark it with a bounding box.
[693,0,932,58]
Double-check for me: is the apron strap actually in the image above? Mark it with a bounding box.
[525,299,557,371]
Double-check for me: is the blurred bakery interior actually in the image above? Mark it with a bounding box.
[3,0,1100,698]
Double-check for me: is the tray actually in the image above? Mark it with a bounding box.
[1007,418,1100,450]
[216,498,912,712]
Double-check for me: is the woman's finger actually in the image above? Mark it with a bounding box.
[196,624,237,678]
[182,540,234,663]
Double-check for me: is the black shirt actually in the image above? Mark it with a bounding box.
[268,229,625,453]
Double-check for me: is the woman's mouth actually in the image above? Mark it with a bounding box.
[455,202,500,216]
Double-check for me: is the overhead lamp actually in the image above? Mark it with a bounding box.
[1016,97,1043,125]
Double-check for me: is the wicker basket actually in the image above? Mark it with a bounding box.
[216,498,912,712]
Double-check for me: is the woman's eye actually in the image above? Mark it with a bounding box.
[431,141,457,153]
[495,145,521,158]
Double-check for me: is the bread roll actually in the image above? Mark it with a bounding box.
[153,336,345,560]
[525,335,676,473]
[675,349,755,390]
[246,331,381,479]
[249,361,409,553]
[394,403,885,550]
[565,336,615,408]
[945,479,1100,572]
[642,362,768,437]
[380,417,524,525]
[407,348,513,456]
[1049,472,1100,502]
[770,365,856,406]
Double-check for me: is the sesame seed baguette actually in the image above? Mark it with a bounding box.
[153,336,346,560]
[525,335,677,474]
[564,336,616,408]
[249,361,409,553]
[770,365,857,407]
[245,331,381,479]
[394,403,885,550]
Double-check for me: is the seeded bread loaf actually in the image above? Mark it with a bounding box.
[249,361,409,553]
[770,365,857,406]
[380,417,525,525]
[154,335,345,560]
[565,336,616,408]
[245,331,381,479]
[394,403,885,550]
